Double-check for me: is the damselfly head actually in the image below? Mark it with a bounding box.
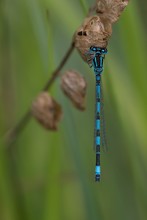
[61,70,87,111]
[32,92,62,130]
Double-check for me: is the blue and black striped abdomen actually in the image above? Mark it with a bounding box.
[95,75,101,181]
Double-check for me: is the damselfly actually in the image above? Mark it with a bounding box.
[86,46,107,182]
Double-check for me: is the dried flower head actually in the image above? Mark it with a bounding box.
[96,0,129,24]
[61,70,87,111]
[74,0,129,63]
[31,92,62,130]
[74,15,112,62]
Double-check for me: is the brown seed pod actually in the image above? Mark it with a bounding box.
[96,0,129,24]
[74,15,112,63]
[61,70,87,111]
[31,92,62,130]
[74,1,129,63]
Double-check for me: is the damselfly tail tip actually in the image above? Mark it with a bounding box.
[95,165,100,182]
[95,174,100,182]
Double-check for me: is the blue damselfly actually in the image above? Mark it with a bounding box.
[86,46,107,182]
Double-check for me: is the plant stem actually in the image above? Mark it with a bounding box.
[6,41,75,148]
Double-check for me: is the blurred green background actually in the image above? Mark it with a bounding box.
[0,0,147,220]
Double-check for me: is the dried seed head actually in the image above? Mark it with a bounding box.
[31,92,62,130]
[74,0,129,63]
[96,0,129,24]
[74,15,112,62]
[61,70,87,111]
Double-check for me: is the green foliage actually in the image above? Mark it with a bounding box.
[0,0,147,220]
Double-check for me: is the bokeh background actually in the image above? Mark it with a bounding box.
[0,0,147,220]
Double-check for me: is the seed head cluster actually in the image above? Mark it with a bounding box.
[74,0,129,62]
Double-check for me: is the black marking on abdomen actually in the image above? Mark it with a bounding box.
[96,144,100,152]
[96,130,100,137]
[96,97,100,102]
[96,154,100,165]
[96,112,100,120]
